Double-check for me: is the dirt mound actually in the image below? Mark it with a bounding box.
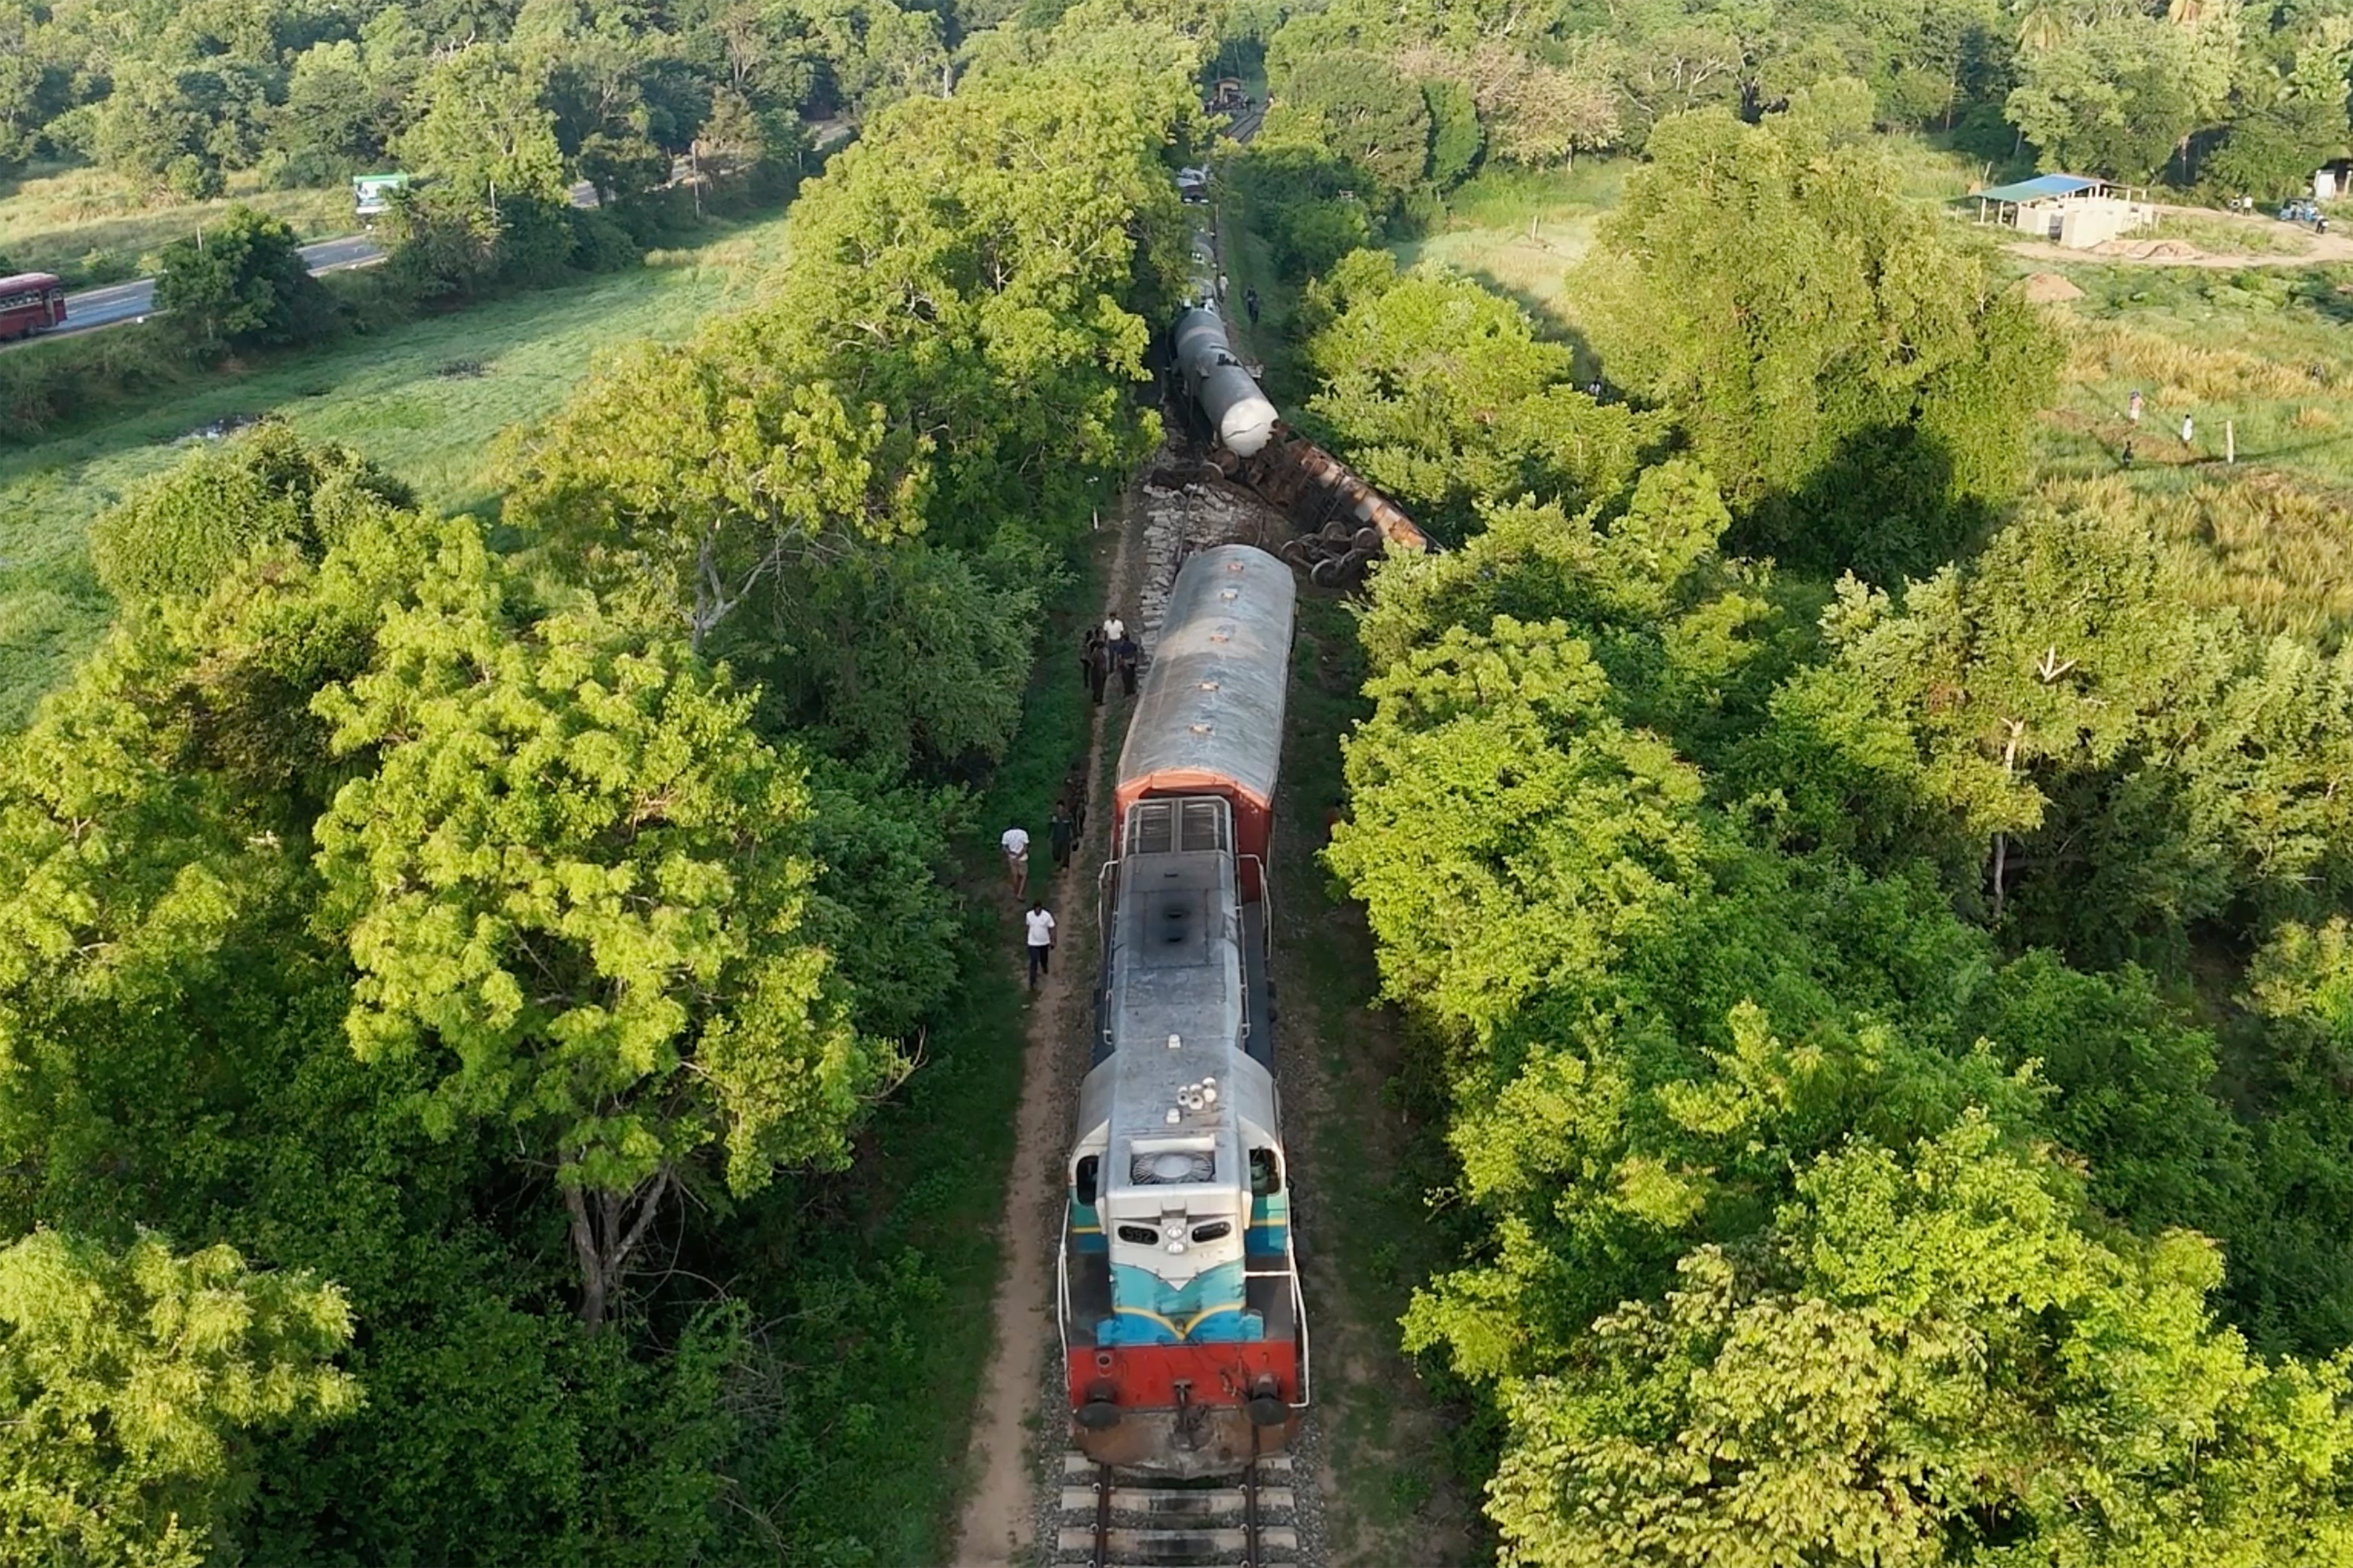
[2091,238,2202,261]
[2020,272,2085,303]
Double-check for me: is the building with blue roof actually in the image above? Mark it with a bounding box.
[1969,173,2156,250]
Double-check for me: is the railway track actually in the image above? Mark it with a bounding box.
[1054,1453,1297,1567]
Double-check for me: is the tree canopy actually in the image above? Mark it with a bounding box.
[1575,90,2055,581]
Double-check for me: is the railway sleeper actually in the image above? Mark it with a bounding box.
[1060,1454,1298,1480]
[1057,1485,1296,1516]
[1054,1455,1298,1567]
[1051,1522,1299,1565]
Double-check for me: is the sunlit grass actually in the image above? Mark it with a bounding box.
[2036,472,2353,647]
[0,211,792,723]
[2145,208,2317,259]
[1389,162,1623,332]
[0,159,355,288]
[2031,261,2353,487]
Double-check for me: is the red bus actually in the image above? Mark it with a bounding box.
[0,273,67,341]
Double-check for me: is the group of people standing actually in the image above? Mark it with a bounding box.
[1081,608,1140,707]
[1002,617,1139,993]
[2118,388,2199,468]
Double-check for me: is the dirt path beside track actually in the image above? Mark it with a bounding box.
[952,515,1136,1567]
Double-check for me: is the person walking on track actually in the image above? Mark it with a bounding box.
[1114,631,1139,697]
[1024,901,1056,990]
[1086,635,1110,706]
[1049,799,1076,872]
[1001,823,1030,898]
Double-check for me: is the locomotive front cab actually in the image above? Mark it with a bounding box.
[1057,789,1307,1474]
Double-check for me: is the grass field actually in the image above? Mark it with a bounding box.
[2149,208,2317,258]
[0,212,791,724]
[2029,260,2353,492]
[0,159,356,289]
[1390,162,1624,324]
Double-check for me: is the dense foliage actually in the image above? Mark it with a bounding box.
[1224,0,2353,286]
[1305,86,2353,1565]
[1575,88,2055,581]
[0,0,954,200]
[0,16,1201,1560]
[152,206,338,359]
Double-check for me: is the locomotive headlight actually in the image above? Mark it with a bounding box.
[1167,1240,1186,1255]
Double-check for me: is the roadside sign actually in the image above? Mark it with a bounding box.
[353,173,409,217]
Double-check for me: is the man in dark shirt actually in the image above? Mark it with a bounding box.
[1048,799,1076,872]
[1113,633,1139,697]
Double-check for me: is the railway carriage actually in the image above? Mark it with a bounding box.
[1059,544,1307,1476]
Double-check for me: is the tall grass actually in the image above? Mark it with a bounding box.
[0,161,353,288]
[2033,262,2353,491]
[2147,209,2315,259]
[1389,163,1624,334]
[1440,161,1626,228]
[2036,472,2353,648]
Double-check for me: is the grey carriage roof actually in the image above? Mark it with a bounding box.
[1116,544,1296,809]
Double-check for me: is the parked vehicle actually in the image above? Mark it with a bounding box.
[352,173,409,220]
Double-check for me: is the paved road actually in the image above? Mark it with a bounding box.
[35,177,610,342]
[21,143,845,349]
[51,233,390,337]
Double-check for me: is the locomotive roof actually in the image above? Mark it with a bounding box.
[1117,545,1295,811]
[1075,819,1279,1189]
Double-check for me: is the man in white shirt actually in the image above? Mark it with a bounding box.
[1101,609,1125,644]
[1024,901,1056,990]
[1001,824,1030,898]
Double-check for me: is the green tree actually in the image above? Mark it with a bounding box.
[1486,1114,2353,1568]
[1327,613,1711,1046]
[88,422,415,609]
[275,40,386,185]
[756,64,1185,546]
[0,1230,358,1568]
[1421,74,1482,187]
[91,63,229,196]
[508,334,929,651]
[1281,49,1431,199]
[396,43,570,203]
[1303,252,1664,539]
[312,551,891,1330]
[2207,96,2347,201]
[1577,95,2055,580]
[152,206,336,360]
[1756,484,2353,953]
[2006,12,2235,181]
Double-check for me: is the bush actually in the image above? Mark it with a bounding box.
[566,207,643,273]
[88,421,417,606]
[153,205,338,359]
[0,323,189,442]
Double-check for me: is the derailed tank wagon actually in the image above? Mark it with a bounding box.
[1060,545,1307,1476]
[1172,304,1277,459]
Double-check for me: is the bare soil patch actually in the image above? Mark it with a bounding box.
[2019,272,2085,304]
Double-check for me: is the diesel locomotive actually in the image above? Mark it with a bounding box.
[1058,544,1307,1475]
